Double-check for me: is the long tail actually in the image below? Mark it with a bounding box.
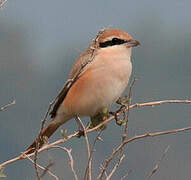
[26,114,71,154]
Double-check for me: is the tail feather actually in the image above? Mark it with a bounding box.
[26,114,72,154]
[26,121,60,154]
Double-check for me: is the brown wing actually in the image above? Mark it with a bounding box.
[50,42,98,118]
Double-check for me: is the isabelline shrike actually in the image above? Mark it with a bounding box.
[27,28,140,153]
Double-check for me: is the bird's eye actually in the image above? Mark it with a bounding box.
[112,38,126,45]
[112,38,120,44]
[99,38,127,48]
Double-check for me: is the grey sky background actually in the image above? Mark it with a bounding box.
[0,0,191,179]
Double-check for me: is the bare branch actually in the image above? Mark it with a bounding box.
[88,99,191,133]
[0,99,191,170]
[84,131,103,180]
[120,169,132,180]
[33,98,60,179]
[0,132,78,170]
[98,127,190,179]
[40,162,55,179]
[34,148,41,180]
[122,77,137,141]
[0,100,15,112]
[106,154,125,180]
[53,146,78,180]
[100,78,136,179]
[146,145,170,180]
[75,117,92,180]
[0,0,8,8]
[24,154,59,180]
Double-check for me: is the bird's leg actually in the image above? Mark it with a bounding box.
[89,108,109,130]
[109,95,131,126]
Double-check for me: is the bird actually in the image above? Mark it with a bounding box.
[26,28,140,154]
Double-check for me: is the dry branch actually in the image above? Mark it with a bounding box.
[75,117,92,180]
[146,145,170,180]
[88,99,191,133]
[98,126,191,179]
[106,154,125,180]
[53,146,78,180]
[0,100,15,112]
[100,78,136,179]
[0,99,191,171]
[0,0,8,8]
[24,155,58,180]
[84,130,103,180]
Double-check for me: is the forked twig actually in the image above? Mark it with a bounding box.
[84,131,103,180]
[120,169,132,180]
[0,100,15,112]
[88,99,191,133]
[146,145,170,180]
[40,162,55,179]
[33,96,62,179]
[106,154,125,180]
[99,78,136,179]
[0,0,8,8]
[122,77,137,141]
[53,146,78,180]
[75,117,92,180]
[0,99,191,171]
[24,154,58,180]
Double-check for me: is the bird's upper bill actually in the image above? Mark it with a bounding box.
[125,39,140,48]
[96,28,140,48]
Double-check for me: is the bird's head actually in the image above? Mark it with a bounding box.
[95,29,140,49]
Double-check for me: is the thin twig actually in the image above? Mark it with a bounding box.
[88,99,191,133]
[34,148,41,180]
[24,154,59,180]
[0,99,191,170]
[0,100,15,111]
[40,162,55,179]
[53,146,78,180]
[76,117,92,180]
[84,131,103,180]
[98,127,191,179]
[40,101,55,135]
[0,0,8,8]
[120,169,132,180]
[0,132,78,170]
[106,154,125,180]
[122,77,137,141]
[146,145,170,180]
[33,99,59,179]
[101,78,136,179]
[99,164,108,178]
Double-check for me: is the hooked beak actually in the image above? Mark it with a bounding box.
[126,39,140,48]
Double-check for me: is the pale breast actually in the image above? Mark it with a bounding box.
[61,46,132,117]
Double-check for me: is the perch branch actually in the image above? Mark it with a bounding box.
[0,99,191,170]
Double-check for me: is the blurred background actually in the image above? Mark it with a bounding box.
[0,0,191,179]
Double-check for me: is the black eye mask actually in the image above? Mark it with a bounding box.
[99,38,128,48]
